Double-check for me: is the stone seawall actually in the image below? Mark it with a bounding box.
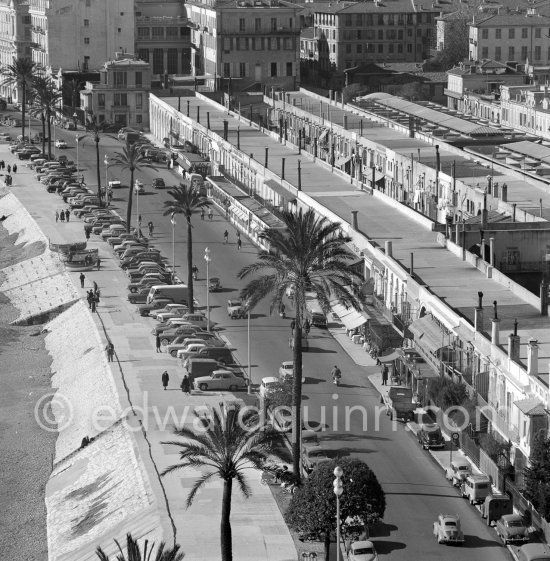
[0,192,170,560]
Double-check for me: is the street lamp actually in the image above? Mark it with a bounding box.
[247,305,252,394]
[333,466,344,561]
[75,133,79,173]
[104,154,109,206]
[204,247,211,332]
[136,181,140,232]
[170,212,176,277]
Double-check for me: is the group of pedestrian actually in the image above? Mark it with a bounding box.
[223,230,243,250]
[55,209,71,222]
[161,371,191,395]
[0,161,16,173]
[86,282,101,312]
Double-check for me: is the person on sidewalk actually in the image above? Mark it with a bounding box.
[91,298,97,313]
[55,210,59,223]
[106,341,115,362]
[0,160,4,170]
[7,164,10,173]
[237,238,242,251]
[96,257,101,270]
[60,209,65,222]
[180,374,191,395]
[87,290,93,308]
[156,334,162,353]
[162,370,169,390]
[223,230,228,244]
[93,281,98,294]
[65,209,70,222]
[208,208,213,220]
[304,319,311,338]
[382,365,389,386]
[79,272,85,288]
[200,208,205,221]
[290,318,295,334]
[12,163,16,173]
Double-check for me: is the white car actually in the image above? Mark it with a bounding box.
[134,180,144,193]
[194,370,247,392]
[55,139,67,149]
[278,360,306,383]
[259,377,280,399]
[176,342,208,360]
[348,540,378,561]
[180,313,214,331]
[108,180,121,189]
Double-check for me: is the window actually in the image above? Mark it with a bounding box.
[286,62,292,76]
[398,29,403,40]
[152,27,164,38]
[167,48,178,73]
[114,93,127,106]
[388,43,394,53]
[522,27,528,39]
[138,49,149,62]
[508,46,515,59]
[98,93,105,108]
[135,72,142,87]
[239,18,245,32]
[83,56,89,71]
[356,44,362,53]
[270,62,277,76]
[23,15,30,23]
[509,28,515,39]
[378,44,383,53]
[136,115,142,124]
[495,46,501,60]
[407,43,412,53]
[345,14,352,26]
[289,17,293,28]
[535,45,541,60]
[378,29,383,40]
[271,17,277,31]
[255,18,261,31]
[495,28,501,39]
[136,93,143,108]
[239,62,246,77]
[346,43,351,54]
[167,27,178,37]
[223,62,230,77]
[113,71,127,87]
[482,29,488,39]
[521,45,528,60]
[378,15,384,25]
[481,47,488,58]
[398,44,403,53]
[84,19,89,26]
[84,37,90,44]
[536,28,541,38]
[153,48,164,74]
[137,27,150,39]
[356,14,362,26]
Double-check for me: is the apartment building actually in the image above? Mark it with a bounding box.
[27,0,134,71]
[186,0,301,91]
[0,0,32,101]
[469,12,550,70]
[135,0,191,77]
[80,54,151,129]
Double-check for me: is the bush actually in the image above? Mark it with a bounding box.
[427,376,477,427]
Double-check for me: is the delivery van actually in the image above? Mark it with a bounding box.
[147,284,189,305]
[182,358,227,381]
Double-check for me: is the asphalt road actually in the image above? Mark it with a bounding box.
[51,123,513,561]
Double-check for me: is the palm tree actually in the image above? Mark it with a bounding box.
[162,184,210,313]
[162,405,289,561]
[1,57,37,139]
[110,142,155,231]
[30,76,62,159]
[96,532,184,561]
[238,208,364,478]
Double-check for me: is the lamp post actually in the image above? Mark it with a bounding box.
[204,247,211,332]
[75,133,79,173]
[333,466,344,561]
[104,154,109,206]
[72,111,77,130]
[247,307,252,394]
[171,212,176,277]
[53,121,56,158]
[136,182,140,232]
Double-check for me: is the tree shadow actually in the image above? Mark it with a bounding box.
[306,347,337,354]
[370,521,398,538]
[327,447,378,457]
[304,376,327,385]
[372,540,407,555]
[328,433,391,442]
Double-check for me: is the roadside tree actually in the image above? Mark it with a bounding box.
[285,458,386,561]
[162,405,289,561]
[162,183,210,313]
[524,433,550,519]
[238,208,364,479]
[96,532,184,560]
[30,76,61,159]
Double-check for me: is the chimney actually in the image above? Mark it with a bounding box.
[475,291,484,332]
[410,252,414,276]
[541,280,549,316]
[351,210,358,230]
[508,319,521,362]
[385,240,393,258]
[491,300,500,345]
[527,338,539,376]
[501,182,508,203]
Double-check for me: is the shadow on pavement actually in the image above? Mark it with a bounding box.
[371,521,398,537]
[306,347,337,353]
[331,433,391,442]
[373,540,407,555]
[462,535,503,549]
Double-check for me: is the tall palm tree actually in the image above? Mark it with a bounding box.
[238,208,364,479]
[30,76,61,159]
[96,532,184,561]
[1,57,37,139]
[109,142,155,227]
[162,184,210,313]
[162,405,289,561]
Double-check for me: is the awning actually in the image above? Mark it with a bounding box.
[408,316,447,356]
[374,171,385,183]
[319,129,329,142]
[335,155,351,167]
[331,302,369,330]
[264,179,293,199]
[176,158,191,172]
[514,398,546,416]
[378,349,401,363]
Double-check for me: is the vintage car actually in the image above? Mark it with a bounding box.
[417,423,445,449]
[194,370,247,392]
[227,298,245,319]
[495,514,530,544]
[55,139,67,149]
[165,332,219,357]
[209,277,222,292]
[347,540,378,561]
[445,458,472,486]
[278,360,306,383]
[302,447,330,473]
[433,514,464,545]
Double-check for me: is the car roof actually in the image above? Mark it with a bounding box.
[467,474,491,482]
[440,514,460,521]
[351,541,375,549]
[262,376,279,384]
[301,429,318,438]
[420,423,440,430]
[452,459,470,467]
[520,544,550,556]
[281,361,293,367]
[501,514,522,522]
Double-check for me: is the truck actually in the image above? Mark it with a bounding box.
[146,284,189,305]
[384,386,415,422]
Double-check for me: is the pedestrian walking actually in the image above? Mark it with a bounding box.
[106,341,115,362]
[60,209,65,222]
[148,221,154,237]
[55,210,59,222]
[87,289,93,308]
[138,214,142,226]
[280,303,286,319]
[93,281,98,293]
[0,160,4,170]
[304,319,311,338]
[91,298,96,313]
[180,374,191,395]
[7,164,10,173]
[156,334,162,353]
[12,163,16,173]
[79,272,85,288]
[382,364,389,386]
[208,208,213,220]
[85,228,90,240]
[200,208,205,221]
[96,257,101,270]
[223,230,228,244]
[290,318,296,333]
[237,238,242,251]
[162,370,169,390]
[65,209,70,222]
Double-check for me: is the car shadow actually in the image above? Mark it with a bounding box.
[462,535,502,549]
[371,540,407,555]
[370,521,398,537]
[328,447,378,457]
[329,433,391,442]
[305,347,337,354]
[304,376,326,385]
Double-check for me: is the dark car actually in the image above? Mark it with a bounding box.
[417,423,445,449]
[128,283,168,304]
[152,177,166,189]
[137,297,175,317]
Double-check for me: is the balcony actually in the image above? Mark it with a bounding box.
[224,27,300,35]
[136,15,188,24]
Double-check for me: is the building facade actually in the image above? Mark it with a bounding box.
[28,0,134,72]
[186,0,301,91]
[80,55,151,129]
[135,0,191,77]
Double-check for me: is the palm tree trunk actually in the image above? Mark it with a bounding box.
[220,478,233,561]
[41,114,46,154]
[126,168,134,233]
[21,84,26,139]
[291,300,303,481]
[186,216,194,313]
[95,134,102,207]
[46,110,52,160]
[324,530,331,561]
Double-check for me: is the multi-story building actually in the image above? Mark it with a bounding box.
[186,0,301,91]
[469,12,550,70]
[80,54,151,130]
[0,0,32,102]
[28,0,134,72]
[135,0,191,78]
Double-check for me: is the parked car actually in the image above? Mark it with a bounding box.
[417,423,445,449]
[152,177,166,189]
[180,312,214,331]
[108,180,122,189]
[460,474,491,505]
[55,139,67,149]
[150,303,189,320]
[347,540,378,561]
[495,514,530,544]
[445,458,472,486]
[278,360,305,383]
[165,332,219,357]
[128,283,167,304]
[259,377,279,399]
[157,326,202,346]
[137,298,175,317]
[194,370,247,392]
[128,273,170,293]
[152,318,194,336]
[134,179,145,193]
[516,544,550,561]
[480,494,513,526]
[302,447,330,473]
[433,514,464,545]
[209,277,222,292]
[227,299,245,319]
